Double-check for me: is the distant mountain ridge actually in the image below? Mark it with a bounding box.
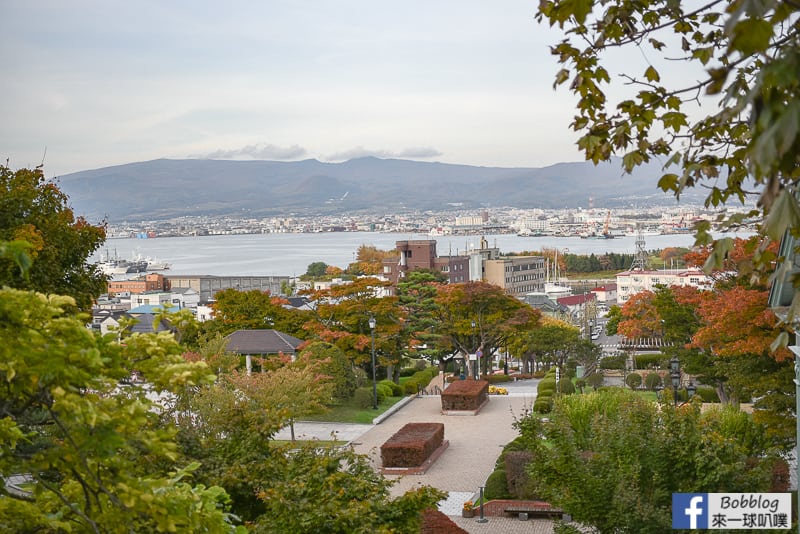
[57,156,698,222]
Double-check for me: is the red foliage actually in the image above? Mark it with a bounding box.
[381,423,444,468]
[420,509,468,534]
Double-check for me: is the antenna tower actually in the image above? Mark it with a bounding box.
[629,224,649,271]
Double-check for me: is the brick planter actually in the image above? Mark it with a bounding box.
[441,379,489,413]
[381,423,445,472]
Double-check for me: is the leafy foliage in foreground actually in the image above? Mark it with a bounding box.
[0,287,242,532]
[519,389,779,533]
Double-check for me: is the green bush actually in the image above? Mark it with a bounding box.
[625,373,643,390]
[532,370,546,378]
[633,354,665,369]
[575,378,587,392]
[538,378,556,395]
[644,372,663,391]
[599,354,625,370]
[485,374,512,383]
[378,379,404,397]
[376,383,393,399]
[484,469,511,500]
[696,386,719,402]
[403,380,418,394]
[533,395,552,414]
[559,378,576,395]
[587,372,604,389]
[353,387,384,408]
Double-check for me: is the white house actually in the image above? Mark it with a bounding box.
[616,268,713,302]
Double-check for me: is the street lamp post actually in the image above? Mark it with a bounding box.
[369,315,377,410]
[669,356,681,407]
[471,320,477,379]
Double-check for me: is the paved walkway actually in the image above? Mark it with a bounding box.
[280,378,554,533]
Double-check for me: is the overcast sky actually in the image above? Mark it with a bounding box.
[2,1,648,176]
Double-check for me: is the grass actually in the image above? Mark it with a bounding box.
[304,395,409,424]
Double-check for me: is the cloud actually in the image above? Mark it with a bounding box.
[325,145,442,161]
[195,143,308,161]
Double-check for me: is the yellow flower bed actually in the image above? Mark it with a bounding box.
[488,385,508,395]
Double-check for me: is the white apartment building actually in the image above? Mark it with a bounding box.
[616,268,713,302]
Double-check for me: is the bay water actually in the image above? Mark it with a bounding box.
[95,231,751,278]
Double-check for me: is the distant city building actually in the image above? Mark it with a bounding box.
[107,273,167,295]
[483,255,546,297]
[165,275,289,304]
[590,283,617,303]
[382,240,469,290]
[616,268,713,302]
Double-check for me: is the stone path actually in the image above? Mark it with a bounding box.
[280,378,556,533]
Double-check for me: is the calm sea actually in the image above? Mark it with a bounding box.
[96,231,750,278]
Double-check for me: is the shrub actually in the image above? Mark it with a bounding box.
[533,395,552,414]
[353,386,384,408]
[505,450,534,498]
[399,367,417,377]
[644,372,663,391]
[538,378,556,395]
[575,378,587,393]
[380,423,444,468]
[403,380,418,395]
[484,469,511,500]
[586,372,604,389]
[696,385,719,402]
[486,374,513,383]
[634,353,665,369]
[599,354,625,370]
[625,373,643,390]
[559,378,576,395]
[378,379,404,397]
[376,383,393,399]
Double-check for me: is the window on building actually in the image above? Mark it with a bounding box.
[689,277,700,284]
[407,250,413,258]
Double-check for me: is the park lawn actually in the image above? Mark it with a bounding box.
[305,395,408,424]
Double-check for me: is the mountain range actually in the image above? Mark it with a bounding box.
[57,157,699,222]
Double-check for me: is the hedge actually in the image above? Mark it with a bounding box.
[696,385,720,402]
[486,374,513,383]
[376,383,393,399]
[644,372,663,391]
[484,468,511,500]
[353,386,385,408]
[378,379,404,397]
[634,353,664,369]
[559,378,576,395]
[533,395,552,414]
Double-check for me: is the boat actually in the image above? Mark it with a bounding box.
[145,258,171,271]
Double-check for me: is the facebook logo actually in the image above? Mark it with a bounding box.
[673,493,708,529]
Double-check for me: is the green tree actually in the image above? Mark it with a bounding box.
[203,288,310,338]
[255,444,445,533]
[299,341,357,401]
[536,0,799,299]
[0,287,242,532]
[519,389,777,533]
[433,281,541,375]
[305,261,328,278]
[396,270,447,369]
[0,166,106,310]
[305,277,402,377]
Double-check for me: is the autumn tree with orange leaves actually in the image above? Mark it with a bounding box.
[303,276,404,379]
[432,281,541,375]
